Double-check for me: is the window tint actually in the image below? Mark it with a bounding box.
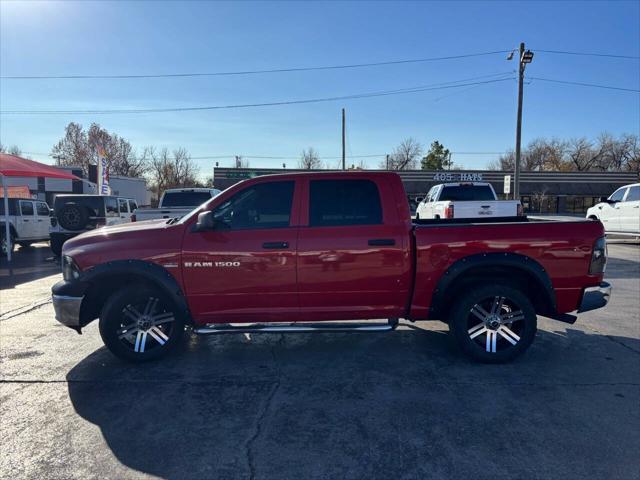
[162,191,212,207]
[609,188,627,202]
[439,185,495,201]
[36,202,50,216]
[118,198,128,214]
[624,186,639,202]
[310,179,382,227]
[20,201,34,216]
[105,197,118,217]
[128,200,138,211]
[0,201,18,216]
[212,181,294,230]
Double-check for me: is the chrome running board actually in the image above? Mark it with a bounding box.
[193,320,398,335]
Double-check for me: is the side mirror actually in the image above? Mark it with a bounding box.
[415,197,424,204]
[194,211,215,232]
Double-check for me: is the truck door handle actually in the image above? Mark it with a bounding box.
[262,241,289,249]
[368,238,395,246]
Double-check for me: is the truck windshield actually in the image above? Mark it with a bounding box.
[162,191,212,207]
[439,185,495,201]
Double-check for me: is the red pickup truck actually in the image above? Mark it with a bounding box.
[52,172,610,363]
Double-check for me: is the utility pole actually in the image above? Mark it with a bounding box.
[512,42,534,200]
[385,154,390,170]
[341,108,346,170]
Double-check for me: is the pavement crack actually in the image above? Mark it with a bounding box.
[245,336,283,480]
[0,298,52,321]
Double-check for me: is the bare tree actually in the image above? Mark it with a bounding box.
[488,134,639,172]
[0,144,23,156]
[298,148,322,169]
[145,147,200,194]
[381,138,423,170]
[51,122,147,177]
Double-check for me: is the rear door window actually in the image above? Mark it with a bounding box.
[309,179,382,227]
[19,201,34,216]
[105,197,118,217]
[439,185,495,201]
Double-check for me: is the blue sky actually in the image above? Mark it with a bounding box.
[1,0,638,176]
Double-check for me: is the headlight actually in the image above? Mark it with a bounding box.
[589,236,607,275]
[62,255,81,281]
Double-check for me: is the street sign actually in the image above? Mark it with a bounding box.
[503,175,511,194]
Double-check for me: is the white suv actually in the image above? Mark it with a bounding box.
[1,198,52,256]
[586,183,640,235]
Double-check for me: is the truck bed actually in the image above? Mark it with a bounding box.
[410,217,604,319]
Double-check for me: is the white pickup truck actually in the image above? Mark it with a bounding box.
[132,188,221,222]
[415,182,522,220]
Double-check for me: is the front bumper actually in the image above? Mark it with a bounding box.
[52,294,84,330]
[52,280,88,333]
[578,281,612,313]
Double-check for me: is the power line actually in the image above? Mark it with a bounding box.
[0,50,511,80]
[528,76,640,92]
[0,76,514,115]
[536,49,640,60]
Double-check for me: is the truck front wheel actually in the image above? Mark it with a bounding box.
[99,286,185,362]
[448,284,537,363]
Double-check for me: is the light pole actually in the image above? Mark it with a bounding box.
[508,43,534,200]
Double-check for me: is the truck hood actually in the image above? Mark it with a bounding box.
[62,218,186,268]
[72,218,169,241]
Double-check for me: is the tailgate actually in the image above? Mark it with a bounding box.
[454,201,519,218]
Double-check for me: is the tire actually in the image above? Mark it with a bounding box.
[99,286,186,362]
[1,231,15,257]
[588,215,598,221]
[448,284,537,363]
[50,236,64,257]
[57,203,89,231]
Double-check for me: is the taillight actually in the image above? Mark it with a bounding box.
[589,236,607,274]
[517,203,524,216]
[131,214,136,222]
[445,204,454,219]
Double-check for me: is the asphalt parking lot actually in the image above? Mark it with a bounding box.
[1,241,639,479]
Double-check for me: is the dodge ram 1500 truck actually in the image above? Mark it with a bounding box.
[52,172,610,363]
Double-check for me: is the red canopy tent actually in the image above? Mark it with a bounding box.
[1,153,80,261]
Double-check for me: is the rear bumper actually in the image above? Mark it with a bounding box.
[549,282,611,324]
[577,281,612,313]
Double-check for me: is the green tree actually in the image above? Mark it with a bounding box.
[421,141,452,170]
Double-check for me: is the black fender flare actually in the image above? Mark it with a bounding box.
[79,259,191,325]
[429,252,557,318]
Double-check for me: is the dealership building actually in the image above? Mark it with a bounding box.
[212,167,639,215]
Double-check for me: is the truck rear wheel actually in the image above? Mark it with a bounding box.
[448,284,537,363]
[99,286,185,362]
[1,231,15,257]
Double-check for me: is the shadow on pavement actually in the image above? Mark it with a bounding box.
[66,327,640,480]
[0,243,59,289]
